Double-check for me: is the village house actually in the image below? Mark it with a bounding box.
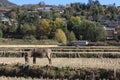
[104,26,120,40]
[104,26,115,39]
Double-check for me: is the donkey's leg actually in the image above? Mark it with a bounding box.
[47,56,52,64]
[33,57,36,64]
[46,52,52,64]
[24,56,27,64]
[26,57,30,63]
[48,57,52,64]
[25,54,30,65]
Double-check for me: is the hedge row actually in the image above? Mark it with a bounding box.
[0,63,119,79]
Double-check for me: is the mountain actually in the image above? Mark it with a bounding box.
[0,0,17,7]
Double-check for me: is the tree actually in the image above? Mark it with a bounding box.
[40,19,51,36]
[69,31,76,41]
[95,23,107,41]
[94,0,100,5]
[53,13,61,19]
[43,11,52,20]
[21,24,36,36]
[67,16,81,31]
[62,9,71,19]
[0,3,2,7]
[80,10,86,16]
[17,12,39,25]
[49,18,66,39]
[73,20,107,41]
[0,30,3,38]
[54,18,62,28]
[55,29,67,45]
[90,5,100,21]
[5,7,21,19]
[88,0,94,5]
[39,1,45,7]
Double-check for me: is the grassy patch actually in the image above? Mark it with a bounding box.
[0,38,58,45]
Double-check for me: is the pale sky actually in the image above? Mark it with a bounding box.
[9,0,120,6]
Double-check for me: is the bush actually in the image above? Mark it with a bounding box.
[55,29,67,45]
[69,31,76,41]
[23,35,36,41]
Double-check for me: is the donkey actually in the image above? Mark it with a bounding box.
[24,48,52,65]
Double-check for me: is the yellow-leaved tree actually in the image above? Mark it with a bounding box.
[55,29,67,45]
[54,18,62,28]
[40,19,50,36]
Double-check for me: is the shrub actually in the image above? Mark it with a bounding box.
[21,24,36,36]
[55,29,67,45]
[69,31,76,41]
[23,35,36,40]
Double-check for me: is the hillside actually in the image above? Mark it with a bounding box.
[0,0,16,6]
[0,0,120,43]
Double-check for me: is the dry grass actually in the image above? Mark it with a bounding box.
[0,76,44,80]
[0,57,120,69]
[0,38,58,45]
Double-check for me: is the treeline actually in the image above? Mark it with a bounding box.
[1,0,118,44]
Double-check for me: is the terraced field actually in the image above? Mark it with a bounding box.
[0,46,119,69]
[0,58,120,69]
[0,46,119,79]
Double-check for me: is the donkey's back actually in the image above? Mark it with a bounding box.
[33,48,51,58]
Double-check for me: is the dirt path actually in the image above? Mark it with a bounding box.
[0,58,120,69]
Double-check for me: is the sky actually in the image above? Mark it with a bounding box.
[8,0,120,6]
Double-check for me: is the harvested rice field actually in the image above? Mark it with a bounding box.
[0,57,120,69]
